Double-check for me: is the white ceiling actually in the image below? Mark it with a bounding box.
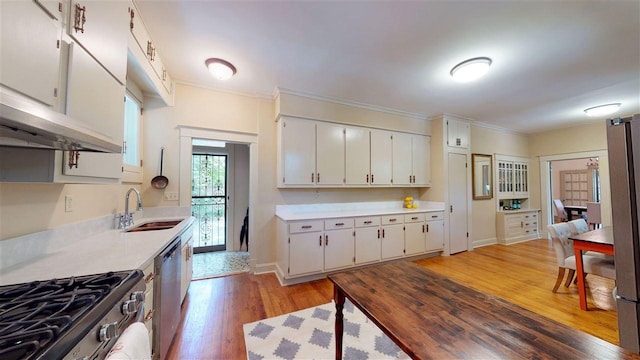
[135,1,640,134]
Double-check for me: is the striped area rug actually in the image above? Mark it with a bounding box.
[243,300,409,360]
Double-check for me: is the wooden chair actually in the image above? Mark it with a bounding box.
[553,199,568,222]
[586,202,601,230]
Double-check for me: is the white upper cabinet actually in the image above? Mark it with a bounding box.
[68,0,129,84]
[0,1,61,106]
[370,129,392,185]
[316,122,345,185]
[278,117,430,188]
[447,118,470,149]
[392,132,413,186]
[279,118,316,186]
[345,126,370,185]
[66,43,125,144]
[412,135,430,186]
[496,155,530,199]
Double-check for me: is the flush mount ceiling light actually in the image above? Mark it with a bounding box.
[584,103,622,117]
[205,58,237,80]
[450,57,492,83]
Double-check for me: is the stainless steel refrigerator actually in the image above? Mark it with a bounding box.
[607,113,640,353]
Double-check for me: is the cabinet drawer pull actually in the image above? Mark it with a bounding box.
[144,272,155,284]
[301,225,312,229]
[411,217,419,220]
[431,215,438,218]
[389,218,397,222]
[335,222,344,226]
[364,221,372,224]
[73,4,86,33]
[144,309,155,322]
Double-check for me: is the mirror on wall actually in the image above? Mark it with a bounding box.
[472,154,493,200]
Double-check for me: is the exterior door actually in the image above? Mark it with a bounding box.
[449,153,468,254]
[192,154,227,253]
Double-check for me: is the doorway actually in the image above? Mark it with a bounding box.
[449,152,469,254]
[191,153,228,253]
[549,157,601,223]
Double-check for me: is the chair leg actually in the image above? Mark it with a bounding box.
[553,267,566,293]
[564,269,576,287]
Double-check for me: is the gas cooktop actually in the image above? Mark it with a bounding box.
[0,270,144,360]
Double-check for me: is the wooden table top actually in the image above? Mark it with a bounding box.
[328,260,638,359]
[569,226,614,246]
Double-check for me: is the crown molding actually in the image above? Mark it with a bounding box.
[276,87,429,121]
[174,79,273,100]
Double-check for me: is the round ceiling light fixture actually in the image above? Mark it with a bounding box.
[450,57,492,83]
[205,58,237,80]
[584,103,621,117]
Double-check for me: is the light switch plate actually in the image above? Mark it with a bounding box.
[65,195,73,212]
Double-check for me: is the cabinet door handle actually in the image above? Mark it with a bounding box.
[371,174,374,183]
[325,235,328,246]
[144,309,155,322]
[311,173,314,183]
[366,174,369,183]
[521,221,524,228]
[382,229,385,238]
[427,224,430,232]
[144,272,155,284]
[317,173,321,182]
[302,225,312,229]
[319,235,322,246]
[378,229,380,238]
[73,4,86,33]
[422,224,425,233]
[364,220,372,224]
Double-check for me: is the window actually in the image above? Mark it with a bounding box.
[122,93,142,182]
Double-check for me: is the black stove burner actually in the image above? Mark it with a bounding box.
[0,271,141,360]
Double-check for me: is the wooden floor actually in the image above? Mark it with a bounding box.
[166,239,618,360]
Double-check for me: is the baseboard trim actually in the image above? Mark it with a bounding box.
[473,237,498,248]
[254,262,276,275]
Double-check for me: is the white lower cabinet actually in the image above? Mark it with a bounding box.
[381,215,404,260]
[180,225,194,303]
[404,213,426,255]
[277,210,444,283]
[141,261,156,355]
[354,217,381,264]
[496,210,539,245]
[425,212,445,251]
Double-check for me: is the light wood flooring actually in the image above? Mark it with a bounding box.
[167,238,618,360]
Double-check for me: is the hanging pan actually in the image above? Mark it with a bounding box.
[151,147,169,189]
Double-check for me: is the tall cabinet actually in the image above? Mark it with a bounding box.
[495,154,539,244]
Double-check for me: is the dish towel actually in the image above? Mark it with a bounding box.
[106,322,151,360]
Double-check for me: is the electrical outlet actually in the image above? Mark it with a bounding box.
[164,192,179,201]
[64,195,73,212]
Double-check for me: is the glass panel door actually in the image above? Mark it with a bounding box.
[191,154,227,253]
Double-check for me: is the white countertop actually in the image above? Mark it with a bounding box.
[275,201,445,221]
[497,208,541,214]
[0,214,194,286]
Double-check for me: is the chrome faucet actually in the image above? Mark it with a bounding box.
[118,188,143,229]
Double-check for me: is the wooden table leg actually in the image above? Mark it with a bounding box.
[334,286,345,360]
[573,246,588,310]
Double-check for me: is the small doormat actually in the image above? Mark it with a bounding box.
[243,300,409,360]
[192,251,250,280]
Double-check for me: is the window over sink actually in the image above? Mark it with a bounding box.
[122,92,143,183]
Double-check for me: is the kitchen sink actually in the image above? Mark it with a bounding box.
[126,220,183,232]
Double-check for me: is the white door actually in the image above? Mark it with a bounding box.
[449,153,468,254]
[345,127,370,185]
[316,123,345,185]
[560,170,591,206]
[412,135,430,185]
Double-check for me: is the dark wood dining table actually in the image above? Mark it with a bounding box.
[327,260,637,359]
[564,205,587,220]
[568,227,615,310]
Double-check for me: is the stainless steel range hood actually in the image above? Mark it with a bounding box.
[0,90,122,153]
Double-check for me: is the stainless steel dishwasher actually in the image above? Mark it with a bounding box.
[154,235,182,360]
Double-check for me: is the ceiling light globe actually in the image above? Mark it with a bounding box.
[205,58,237,80]
[584,103,621,117]
[450,57,492,83]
